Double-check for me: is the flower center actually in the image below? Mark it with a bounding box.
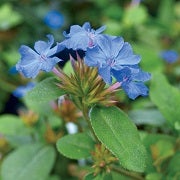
[107,57,115,67]
[40,54,47,61]
[87,30,96,47]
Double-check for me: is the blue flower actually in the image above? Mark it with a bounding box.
[84,35,141,84]
[160,50,179,63]
[9,66,18,74]
[58,22,106,51]
[13,82,35,98]
[16,35,61,78]
[112,67,151,99]
[44,10,64,29]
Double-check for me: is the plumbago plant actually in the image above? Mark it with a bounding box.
[3,22,178,180]
[2,22,151,179]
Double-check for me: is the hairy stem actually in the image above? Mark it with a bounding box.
[111,166,144,180]
[82,105,99,143]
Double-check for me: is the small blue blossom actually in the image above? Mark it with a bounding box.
[58,22,106,51]
[84,35,141,84]
[13,82,35,98]
[112,67,151,99]
[160,50,179,63]
[44,10,64,29]
[9,66,18,74]
[16,35,61,78]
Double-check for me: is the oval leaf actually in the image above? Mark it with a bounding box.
[0,115,25,136]
[1,143,56,180]
[24,77,65,104]
[129,109,165,126]
[90,106,147,172]
[150,72,180,130]
[0,115,32,146]
[56,133,95,159]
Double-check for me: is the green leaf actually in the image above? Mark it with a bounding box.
[0,115,32,146]
[150,72,180,130]
[1,143,56,180]
[63,61,73,75]
[46,175,60,180]
[150,139,175,167]
[0,115,26,136]
[0,3,23,30]
[158,0,175,28]
[56,133,95,159]
[123,5,148,26]
[166,152,180,179]
[141,133,176,152]
[90,106,147,172]
[111,171,132,180]
[141,132,176,173]
[146,173,162,180]
[2,49,20,66]
[133,44,164,73]
[128,109,165,126]
[24,77,65,113]
[84,172,112,180]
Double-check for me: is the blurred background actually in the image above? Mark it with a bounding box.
[0,0,179,114]
[0,1,180,179]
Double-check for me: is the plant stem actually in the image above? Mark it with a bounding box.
[82,106,99,143]
[111,166,145,180]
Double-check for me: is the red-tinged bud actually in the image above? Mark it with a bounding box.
[55,57,120,110]
[18,109,39,126]
[44,124,63,144]
[91,144,118,175]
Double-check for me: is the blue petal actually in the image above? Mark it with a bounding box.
[96,35,112,58]
[47,44,58,57]
[18,60,41,78]
[46,34,54,47]
[56,42,66,53]
[133,70,151,82]
[34,35,54,54]
[95,25,106,34]
[112,68,131,82]
[160,50,179,63]
[16,35,60,78]
[18,45,38,64]
[98,66,112,84]
[111,36,124,57]
[96,35,124,61]
[122,82,149,100]
[62,34,89,51]
[9,66,18,74]
[41,57,61,72]
[62,23,105,50]
[85,46,106,67]
[44,10,64,29]
[115,42,141,66]
[13,82,35,98]
[82,22,91,31]
[64,25,85,38]
[34,41,49,54]
[17,45,41,78]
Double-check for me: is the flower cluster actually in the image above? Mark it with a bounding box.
[44,10,64,29]
[160,50,179,64]
[16,35,61,78]
[16,22,151,99]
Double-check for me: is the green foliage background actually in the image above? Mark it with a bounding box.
[0,0,180,179]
